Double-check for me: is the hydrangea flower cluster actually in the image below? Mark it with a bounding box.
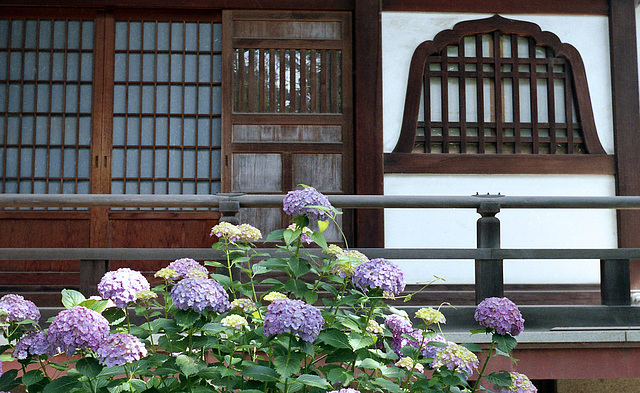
[154,267,180,281]
[385,314,446,359]
[366,319,384,335]
[282,186,332,220]
[47,306,110,355]
[415,307,446,325]
[13,331,58,359]
[170,277,230,313]
[96,333,148,367]
[385,314,413,335]
[263,291,288,302]
[263,298,324,342]
[431,341,479,377]
[210,221,242,241]
[286,223,313,244]
[166,258,208,279]
[231,298,257,313]
[97,268,150,308]
[238,223,262,242]
[474,297,524,336]
[493,372,537,393]
[395,357,425,373]
[352,258,406,296]
[221,315,249,330]
[330,246,369,278]
[0,294,40,323]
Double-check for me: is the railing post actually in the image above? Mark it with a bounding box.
[475,195,503,304]
[80,259,108,296]
[600,259,631,305]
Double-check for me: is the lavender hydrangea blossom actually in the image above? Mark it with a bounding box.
[263,298,324,342]
[14,331,58,359]
[391,328,446,359]
[96,333,148,367]
[431,341,479,377]
[283,186,332,220]
[0,294,40,323]
[170,276,230,313]
[493,372,538,393]
[352,258,406,296]
[166,258,209,279]
[47,306,110,355]
[474,297,524,336]
[385,314,413,335]
[98,268,150,308]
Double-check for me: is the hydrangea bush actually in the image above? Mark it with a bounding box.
[0,185,536,393]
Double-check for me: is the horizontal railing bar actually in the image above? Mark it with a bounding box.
[3,248,640,260]
[5,193,640,209]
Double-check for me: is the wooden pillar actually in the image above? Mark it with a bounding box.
[608,0,640,289]
[354,0,385,247]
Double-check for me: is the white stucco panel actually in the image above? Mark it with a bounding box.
[382,12,614,154]
[384,175,617,285]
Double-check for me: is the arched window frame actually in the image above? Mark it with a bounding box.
[385,15,614,174]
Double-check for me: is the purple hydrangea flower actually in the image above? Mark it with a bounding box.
[474,297,524,336]
[96,333,148,367]
[283,187,332,220]
[431,341,479,377]
[98,268,150,309]
[352,258,405,296]
[263,298,324,342]
[0,294,40,323]
[391,328,446,359]
[14,331,58,359]
[47,306,109,355]
[493,372,537,393]
[385,314,413,335]
[170,277,230,313]
[166,258,209,279]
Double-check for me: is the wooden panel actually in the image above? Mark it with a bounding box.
[231,153,282,192]
[382,0,608,15]
[292,153,342,192]
[384,153,616,174]
[233,125,342,143]
[234,20,342,40]
[0,1,356,10]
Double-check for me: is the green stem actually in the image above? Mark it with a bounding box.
[471,341,495,393]
[224,240,238,298]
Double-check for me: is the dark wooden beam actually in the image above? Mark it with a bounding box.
[383,0,608,15]
[0,0,354,10]
[609,0,640,289]
[354,0,384,247]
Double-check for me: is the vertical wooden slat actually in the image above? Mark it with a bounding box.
[493,31,502,153]
[309,49,317,113]
[441,49,449,153]
[258,48,265,112]
[476,34,485,153]
[16,19,25,194]
[247,48,255,112]
[330,49,338,113]
[300,48,307,113]
[279,48,286,112]
[320,49,327,113]
[180,21,186,196]
[152,20,158,197]
[564,63,574,153]
[289,48,296,113]
[547,55,557,154]
[269,48,276,112]
[511,34,521,154]
[459,39,467,154]
[424,60,431,153]
[528,37,539,154]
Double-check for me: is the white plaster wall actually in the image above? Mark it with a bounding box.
[381,13,617,285]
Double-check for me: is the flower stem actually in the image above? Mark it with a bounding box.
[471,341,495,393]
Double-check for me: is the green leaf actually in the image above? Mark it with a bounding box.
[78,299,110,313]
[326,348,356,363]
[43,375,81,393]
[283,228,300,246]
[348,332,374,350]
[357,358,382,370]
[317,220,329,233]
[130,379,147,391]
[326,367,354,386]
[49,363,69,372]
[486,371,513,387]
[372,377,402,393]
[102,307,127,325]
[265,229,285,242]
[21,370,45,387]
[273,352,304,377]
[175,309,201,328]
[241,365,280,382]
[284,279,309,298]
[287,257,311,278]
[76,357,103,379]
[318,329,351,349]
[204,260,226,269]
[400,345,420,359]
[309,231,328,251]
[176,354,204,376]
[492,333,518,355]
[211,273,233,290]
[304,290,318,305]
[61,289,86,309]
[295,374,331,389]
[460,343,482,353]
[191,386,217,393]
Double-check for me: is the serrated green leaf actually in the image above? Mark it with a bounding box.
[400,345,420,359]
[372,377,402,393]
[318,329,351,349]
[129,379,147,390]
[492,333,518,355]
[486,371,513,387]
[42,375,81,393]
[76,357,103,379]
[326,367,354,386]
[284,279,309,298]
[102,307,126,325]
[287,256,310,278]
[460,343,483,353]
[241,365,280,382]
[326,348,356,363]
[175,309,201,328]
[61,289,86,309]
[211,273,233,290]
[348,332,374,350]
[204,260,226,269]
[21,369,45,387]
[284,228,299,246]
[273,352,303,377]
[304,290,318,305]
[309,231,328,251]
[357,358,382,370]
[295,374,330,389]
[176,354,204,376]
[265,229,285,242]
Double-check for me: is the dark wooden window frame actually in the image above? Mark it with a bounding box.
[385,15,615,175]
